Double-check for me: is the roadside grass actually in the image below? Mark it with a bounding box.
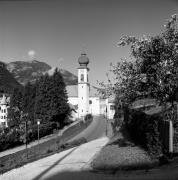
[91,131,158,172]
[0,118,92,174]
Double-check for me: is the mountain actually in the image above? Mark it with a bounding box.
[7,60,78,86]
[0,62,22,93]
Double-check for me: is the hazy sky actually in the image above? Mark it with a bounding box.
[0,0,178,86]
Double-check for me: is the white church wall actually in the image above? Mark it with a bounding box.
[78,67,89,118]
[89,97,100,115]
[68,97,79,121]
[78,83,89,117]
[100,99,107,115]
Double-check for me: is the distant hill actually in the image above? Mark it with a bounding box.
[7,60,78,86]
[0,62,22,93]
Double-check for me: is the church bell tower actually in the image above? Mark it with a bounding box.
[78,51,90,118]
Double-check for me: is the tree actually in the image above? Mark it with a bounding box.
[22,82,37,124]
[34,74,52,123]
[8,88,23,128]
[48,68,70,127]
[117,14,178,106]
[100,14,178,108]
[34,68,70,127]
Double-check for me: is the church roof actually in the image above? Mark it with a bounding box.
[66,85,100,97]
[66,85,78,97]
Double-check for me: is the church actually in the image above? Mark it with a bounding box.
[67,52,115,120]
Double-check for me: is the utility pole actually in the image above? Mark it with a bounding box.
[105,106,108,136]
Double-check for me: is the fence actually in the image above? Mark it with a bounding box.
[160,104,178,153]
[159,120,173,153]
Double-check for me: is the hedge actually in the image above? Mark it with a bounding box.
[0,122,56,152]
[123,107,163,157]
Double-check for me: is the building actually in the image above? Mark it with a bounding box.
[67,52,115,120]
[0,94,9,128]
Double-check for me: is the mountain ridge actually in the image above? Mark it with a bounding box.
[0,61,22,93]
[6,60,78,86]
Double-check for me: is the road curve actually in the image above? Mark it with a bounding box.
[68,115,107,142]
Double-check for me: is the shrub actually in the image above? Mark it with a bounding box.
[30,123,54,141]
[112,108,124,134]
[123,108,163,157]
[0,129,22,152]
[84,114,93,121]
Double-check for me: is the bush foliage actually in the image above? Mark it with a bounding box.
[123,107,163,157]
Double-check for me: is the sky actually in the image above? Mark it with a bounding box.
[0,0,178,86]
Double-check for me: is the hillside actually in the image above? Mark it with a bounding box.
[7,60,78,86]
[0,62,22,93]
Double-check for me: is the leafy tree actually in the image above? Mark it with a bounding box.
[117,14,178,106]
[100,14,178,108]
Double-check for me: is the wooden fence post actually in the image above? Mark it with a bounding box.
[169,120,173,153]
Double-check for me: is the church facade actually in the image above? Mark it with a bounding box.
[67,52,115,120]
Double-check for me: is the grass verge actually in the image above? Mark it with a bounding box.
[91,132,158,173]
[0,118,92,174]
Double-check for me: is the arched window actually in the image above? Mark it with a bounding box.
[81,74,84,82]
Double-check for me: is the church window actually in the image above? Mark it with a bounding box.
[81,74,84,82]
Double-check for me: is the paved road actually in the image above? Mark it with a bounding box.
[2,136,178,180]
[0,137,110,180]
[68,115,111,143]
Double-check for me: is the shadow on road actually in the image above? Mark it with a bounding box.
[34,169,178,180]
[32,147,77,180]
